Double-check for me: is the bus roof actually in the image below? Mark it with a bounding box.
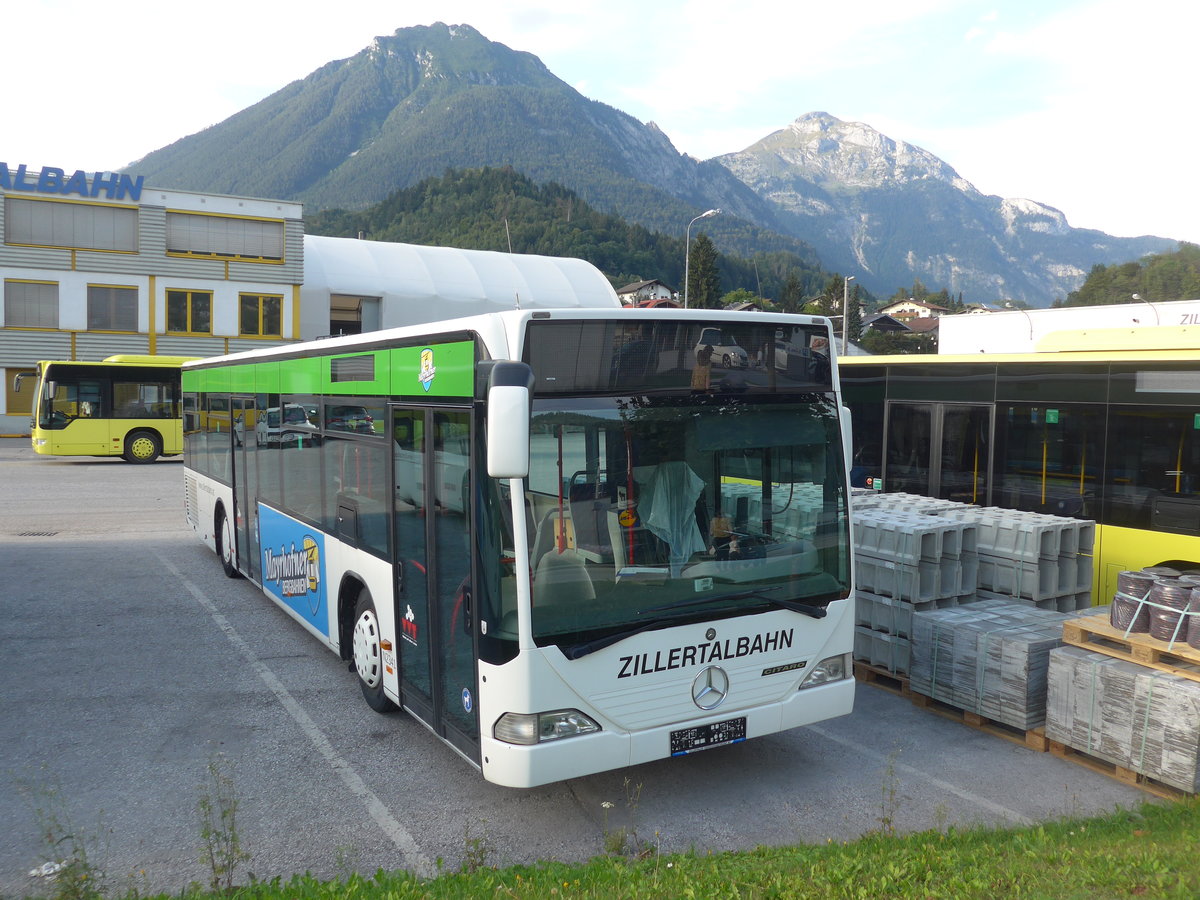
[841,324,1200,367]
[102,355,202,365]
[35,355,201,368]
[1034,324,1200,353]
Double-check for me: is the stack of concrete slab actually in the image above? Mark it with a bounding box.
[851,490,1095,612]
[849,607,912,676]
[852,509,979,604]
[908,598,1075,731]
[851,504,981,674]
[1046,642,1200,794]
[934,506,1094,611]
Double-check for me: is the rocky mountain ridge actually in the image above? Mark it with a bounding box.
[125,25,1176,305]
[713,111,1170,302]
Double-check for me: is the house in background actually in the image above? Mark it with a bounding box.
[904,317,941,338]
[616,278,677,307]
[878,297,949,321]
[861,313,910,335]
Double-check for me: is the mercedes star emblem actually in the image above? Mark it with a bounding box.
[691,665,729,710]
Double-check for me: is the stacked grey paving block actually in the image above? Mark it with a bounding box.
[851,490,1095,612]
[1046,643,1200,793]
[851,502,980,674]
[850,491,1095,676]
[908,598,1076,731]
[932,505,1094,611]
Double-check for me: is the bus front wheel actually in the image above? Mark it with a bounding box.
[352,590,398,713]
[123,430,161,464]
[217,509,240,579]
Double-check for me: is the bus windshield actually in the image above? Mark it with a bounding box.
[520,393,850,651]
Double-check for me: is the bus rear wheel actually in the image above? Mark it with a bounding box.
[217,508,240,579]
[123,430,161,464]
[352,590,398,713]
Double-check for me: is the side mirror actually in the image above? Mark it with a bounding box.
[486,362,534,479]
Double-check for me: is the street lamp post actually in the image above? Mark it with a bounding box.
[683,208,721,308]
[841,275,855,356]
[1132,293,1159,325]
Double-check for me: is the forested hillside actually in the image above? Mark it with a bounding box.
[306,168,833,305]
[1060,242,1200,306]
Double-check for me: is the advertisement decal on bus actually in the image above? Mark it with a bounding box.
[259,504,328,636]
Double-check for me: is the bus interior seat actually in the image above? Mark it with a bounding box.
[568,474,614,562]
[533,547,596,607]
[530,507,576,571]
[606,508,670,573]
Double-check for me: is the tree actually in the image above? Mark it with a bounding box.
[780,273,804,313]
[846,283,863,343]
[860,330,936,354]
[686,233,721,309]
[1063,243,1200,307]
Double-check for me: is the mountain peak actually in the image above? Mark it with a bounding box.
[124,26,1176,307]
[737,111,975,194]
[774,114,1068,235]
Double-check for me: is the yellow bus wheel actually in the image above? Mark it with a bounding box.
[123,430,162,464]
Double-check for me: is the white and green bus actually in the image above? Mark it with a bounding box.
[182,307,855,787]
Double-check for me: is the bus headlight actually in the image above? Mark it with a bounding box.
[494,709,601,745]
[799,653,850,689]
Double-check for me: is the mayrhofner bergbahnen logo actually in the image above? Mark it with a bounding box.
[264,536,321,607]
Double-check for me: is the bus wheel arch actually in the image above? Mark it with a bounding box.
[123,429,162,464]
[348,584,398,713]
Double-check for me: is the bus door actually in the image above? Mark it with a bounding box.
[391,406,478,762]
[884,402,992,504]
[231,396,260,583]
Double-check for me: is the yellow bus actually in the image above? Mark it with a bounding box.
[840,326,1200,605]
[14,355,197,463]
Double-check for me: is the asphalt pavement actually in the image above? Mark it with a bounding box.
[0,437,1152,896]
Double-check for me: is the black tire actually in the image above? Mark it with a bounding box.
[123,430,161,464]
[351,590,398,713]
[217,508,241,579]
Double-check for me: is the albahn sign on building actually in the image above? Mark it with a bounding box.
[0,164,144,202]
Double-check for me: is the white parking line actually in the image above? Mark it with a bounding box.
[807,725,1035,826]
[160,554,435,878]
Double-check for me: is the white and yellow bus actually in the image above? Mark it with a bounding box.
[182,308,856,787]
[841,326,1200,604]
[14,355,197,463]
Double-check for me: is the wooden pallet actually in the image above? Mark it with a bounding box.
[853,661,912,697]
[1061,615,1200,683]
[1047,740,1193,800]
[907,691,1050,751]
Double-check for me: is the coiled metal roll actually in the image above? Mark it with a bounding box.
[1111,571,1154,632]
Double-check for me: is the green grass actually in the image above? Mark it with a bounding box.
[22,797,1199,900]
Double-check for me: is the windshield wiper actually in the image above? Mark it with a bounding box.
[562,610,697,659]
[563,590,830,660]
[639,587,827,621]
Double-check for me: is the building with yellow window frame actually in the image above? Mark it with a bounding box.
[1,163,304,433]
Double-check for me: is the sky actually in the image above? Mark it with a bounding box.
[6,0,1198,244]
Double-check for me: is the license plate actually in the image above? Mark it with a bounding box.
[670,717,747,756]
